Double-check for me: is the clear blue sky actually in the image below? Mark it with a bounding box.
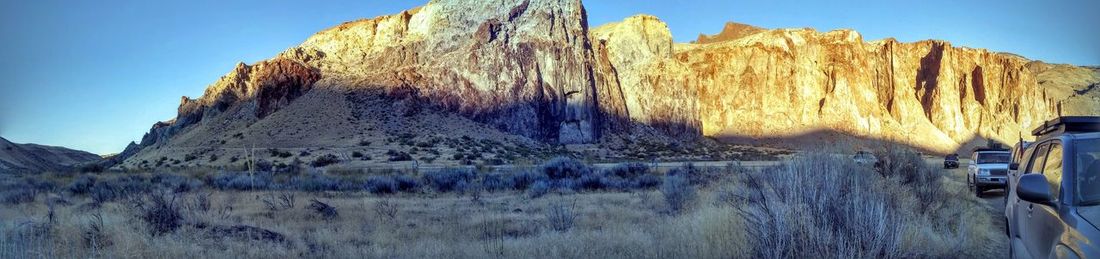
[1,0,1097,155]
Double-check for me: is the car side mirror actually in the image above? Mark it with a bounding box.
[1017,174,1055,206]
[1009,163,1019,170]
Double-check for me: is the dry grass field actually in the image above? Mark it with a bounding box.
[0,147,1003,258]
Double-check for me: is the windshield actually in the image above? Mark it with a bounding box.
[1077,139,1100,205]
[976,152,1011,164]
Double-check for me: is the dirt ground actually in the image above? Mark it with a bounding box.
[942,157,1009,257]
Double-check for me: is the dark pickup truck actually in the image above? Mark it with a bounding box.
[944,154,960,169]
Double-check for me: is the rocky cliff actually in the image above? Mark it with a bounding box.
[118,0,1098,167]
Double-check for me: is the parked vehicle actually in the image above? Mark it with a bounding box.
[944,154,960,169]
[1006,116,1100,259]
[1005,140,1033,205]
[968,148,1011,197]
[852,151,877,165]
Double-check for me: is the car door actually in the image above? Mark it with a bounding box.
[1009,144,1043,236]
[1024,142,1066,259]
[1015,143,1049,253]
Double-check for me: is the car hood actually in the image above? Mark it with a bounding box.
[1081,206,1100,231]
[975,164,1008,170]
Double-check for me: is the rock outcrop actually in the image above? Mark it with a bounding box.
[694,22,764,44]
[0,137,102,172]
[291,0,603,144]
[676,28,1091,153]
[117,0,1099,167]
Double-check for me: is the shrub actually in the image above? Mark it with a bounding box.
[67,175,97,195]
[606,163,650,179]
[151,174,203,193]
[545,201,576,232]
[311,154,341,167]
[135,193,183,236]
[661,174,696,214]
[307,199,339,220]
[578,173,607,190]
[667,163,718,186]
[479,173,513,192]
[387,150,413,161]
[290,174,359,192]
[540,156,591,180]
[0,188,35,205]
[351,151,364,158]
[394,175,421,192]
[726,154,915,258]
[268,149,293,158]
[510,170,547,190]
[213,173,274,191]
[527,181,550,198]
[358,140,371,146]
[634,174,662,189]
[422,168,474,192]
[366,177,398,194]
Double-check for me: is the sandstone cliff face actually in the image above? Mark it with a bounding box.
[694,22,764,44]
[675,28,1077,153]
[119,0,1098,166]
[591,15,700,138]
[130,57,320,152]
[291,0,602,144]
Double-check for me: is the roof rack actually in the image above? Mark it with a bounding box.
[1032,116,1100,136]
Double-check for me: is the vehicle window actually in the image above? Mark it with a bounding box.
[1077,139,1100,205]
[1024,144,1049,175]
[977,152,1011,164]
[1041,144,1063,200]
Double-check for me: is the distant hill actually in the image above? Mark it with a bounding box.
[0,137,102,172]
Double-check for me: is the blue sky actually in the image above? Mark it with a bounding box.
[1,0,1097,155]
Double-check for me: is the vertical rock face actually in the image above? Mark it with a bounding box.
[292,0,602,144]
[590,15,700,139]
[677,27,1085,152]
[119,0,1098,165]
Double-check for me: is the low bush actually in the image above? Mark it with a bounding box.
[290,174,360,192]
[212,172,274,191]
[479,173,513,192]
[307,199,339,220]
[365,176,398,194]
[387,150,413,161]
[605,163,650,179]
[545,200,577,232]
[422,168,474,192]
[67,175,97,195]
[394,175,421,192]
[510,170,547,190]
[540,156,591,180]
[310,154,340,167]
[661,174,696,214]
[0,188,36,205]
[527,181,550,198]
[134,192,183,236]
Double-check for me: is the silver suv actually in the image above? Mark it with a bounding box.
[968,149,1011,197]
[1006,116,1100,258]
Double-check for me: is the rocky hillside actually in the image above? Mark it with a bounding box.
[116,0,1098,169]
[0,137,101,172]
